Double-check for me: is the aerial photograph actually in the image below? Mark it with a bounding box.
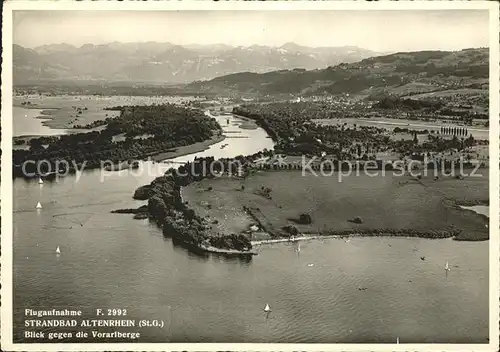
[6,7,493,347]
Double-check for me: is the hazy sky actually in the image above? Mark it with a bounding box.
[13,10,489,52]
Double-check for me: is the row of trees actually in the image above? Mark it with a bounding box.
[440,126,469,136]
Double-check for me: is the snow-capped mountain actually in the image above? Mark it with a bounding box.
[13,42,380,84]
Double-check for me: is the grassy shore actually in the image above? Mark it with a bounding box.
[148,134,226,162]
[182,170,489,241]
[14,94,202,130]
[15,103,119,130]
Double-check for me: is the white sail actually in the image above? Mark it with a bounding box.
[397,337,400,344]
[445,261,450,271]
[264,304,271,312]
[56,246,61,254]
[36,202,42,209]
[38,178,44,184]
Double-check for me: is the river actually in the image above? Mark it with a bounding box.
[12,111,489,343]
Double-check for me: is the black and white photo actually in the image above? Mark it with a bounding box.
[1,1,499,351]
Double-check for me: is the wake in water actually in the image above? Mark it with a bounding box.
[66,200,127,209]
[47,212,97,229]
[15,199,122,213]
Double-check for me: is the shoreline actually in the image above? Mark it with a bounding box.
[250,226,490,247]
[148,134,226,162]
[251,204,490,247]
[13,131,226,179]
[140,165,488,259]
[199,244,258,256]
[14,104,104,135]
[168,218,490,257]
[252,235,323,245]
[14,100,120,130]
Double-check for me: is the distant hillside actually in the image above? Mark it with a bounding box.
[187,48,488,98]
[13,42,379,84]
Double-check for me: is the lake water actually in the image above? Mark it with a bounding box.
[460,205,489,217]
[13,107,69,137]
[12,113,489,343]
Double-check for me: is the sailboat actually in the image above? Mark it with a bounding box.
[397,337,400,344]
[56,246,61,254]
[38,178,44,184]
[296,243,301,252]
[36,202,42,210]
[264,303,271,312]
[445,261,450,271]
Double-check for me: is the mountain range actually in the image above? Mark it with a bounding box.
[13,42,380,84]
[186,48,489,98]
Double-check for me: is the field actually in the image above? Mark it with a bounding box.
[13,94,204,129]
[313,117,489,139]
[182,170,489,241]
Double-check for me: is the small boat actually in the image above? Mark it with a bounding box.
[56,246,61,254]
[38,178,44,184]
[397,337,400,344]
[445,261,450,271]
[296,243,301,252]
[264,303,271,312]
[36,202,42,210]
[308,263,314,267]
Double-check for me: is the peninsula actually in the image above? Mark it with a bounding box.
[131,97,488,257]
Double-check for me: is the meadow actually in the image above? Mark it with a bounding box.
[182,170,489,241]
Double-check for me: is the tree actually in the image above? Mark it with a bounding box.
[185,209,196,221]
[282,225,299,237]
[299,213,312,224]
[29,138,44,151]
